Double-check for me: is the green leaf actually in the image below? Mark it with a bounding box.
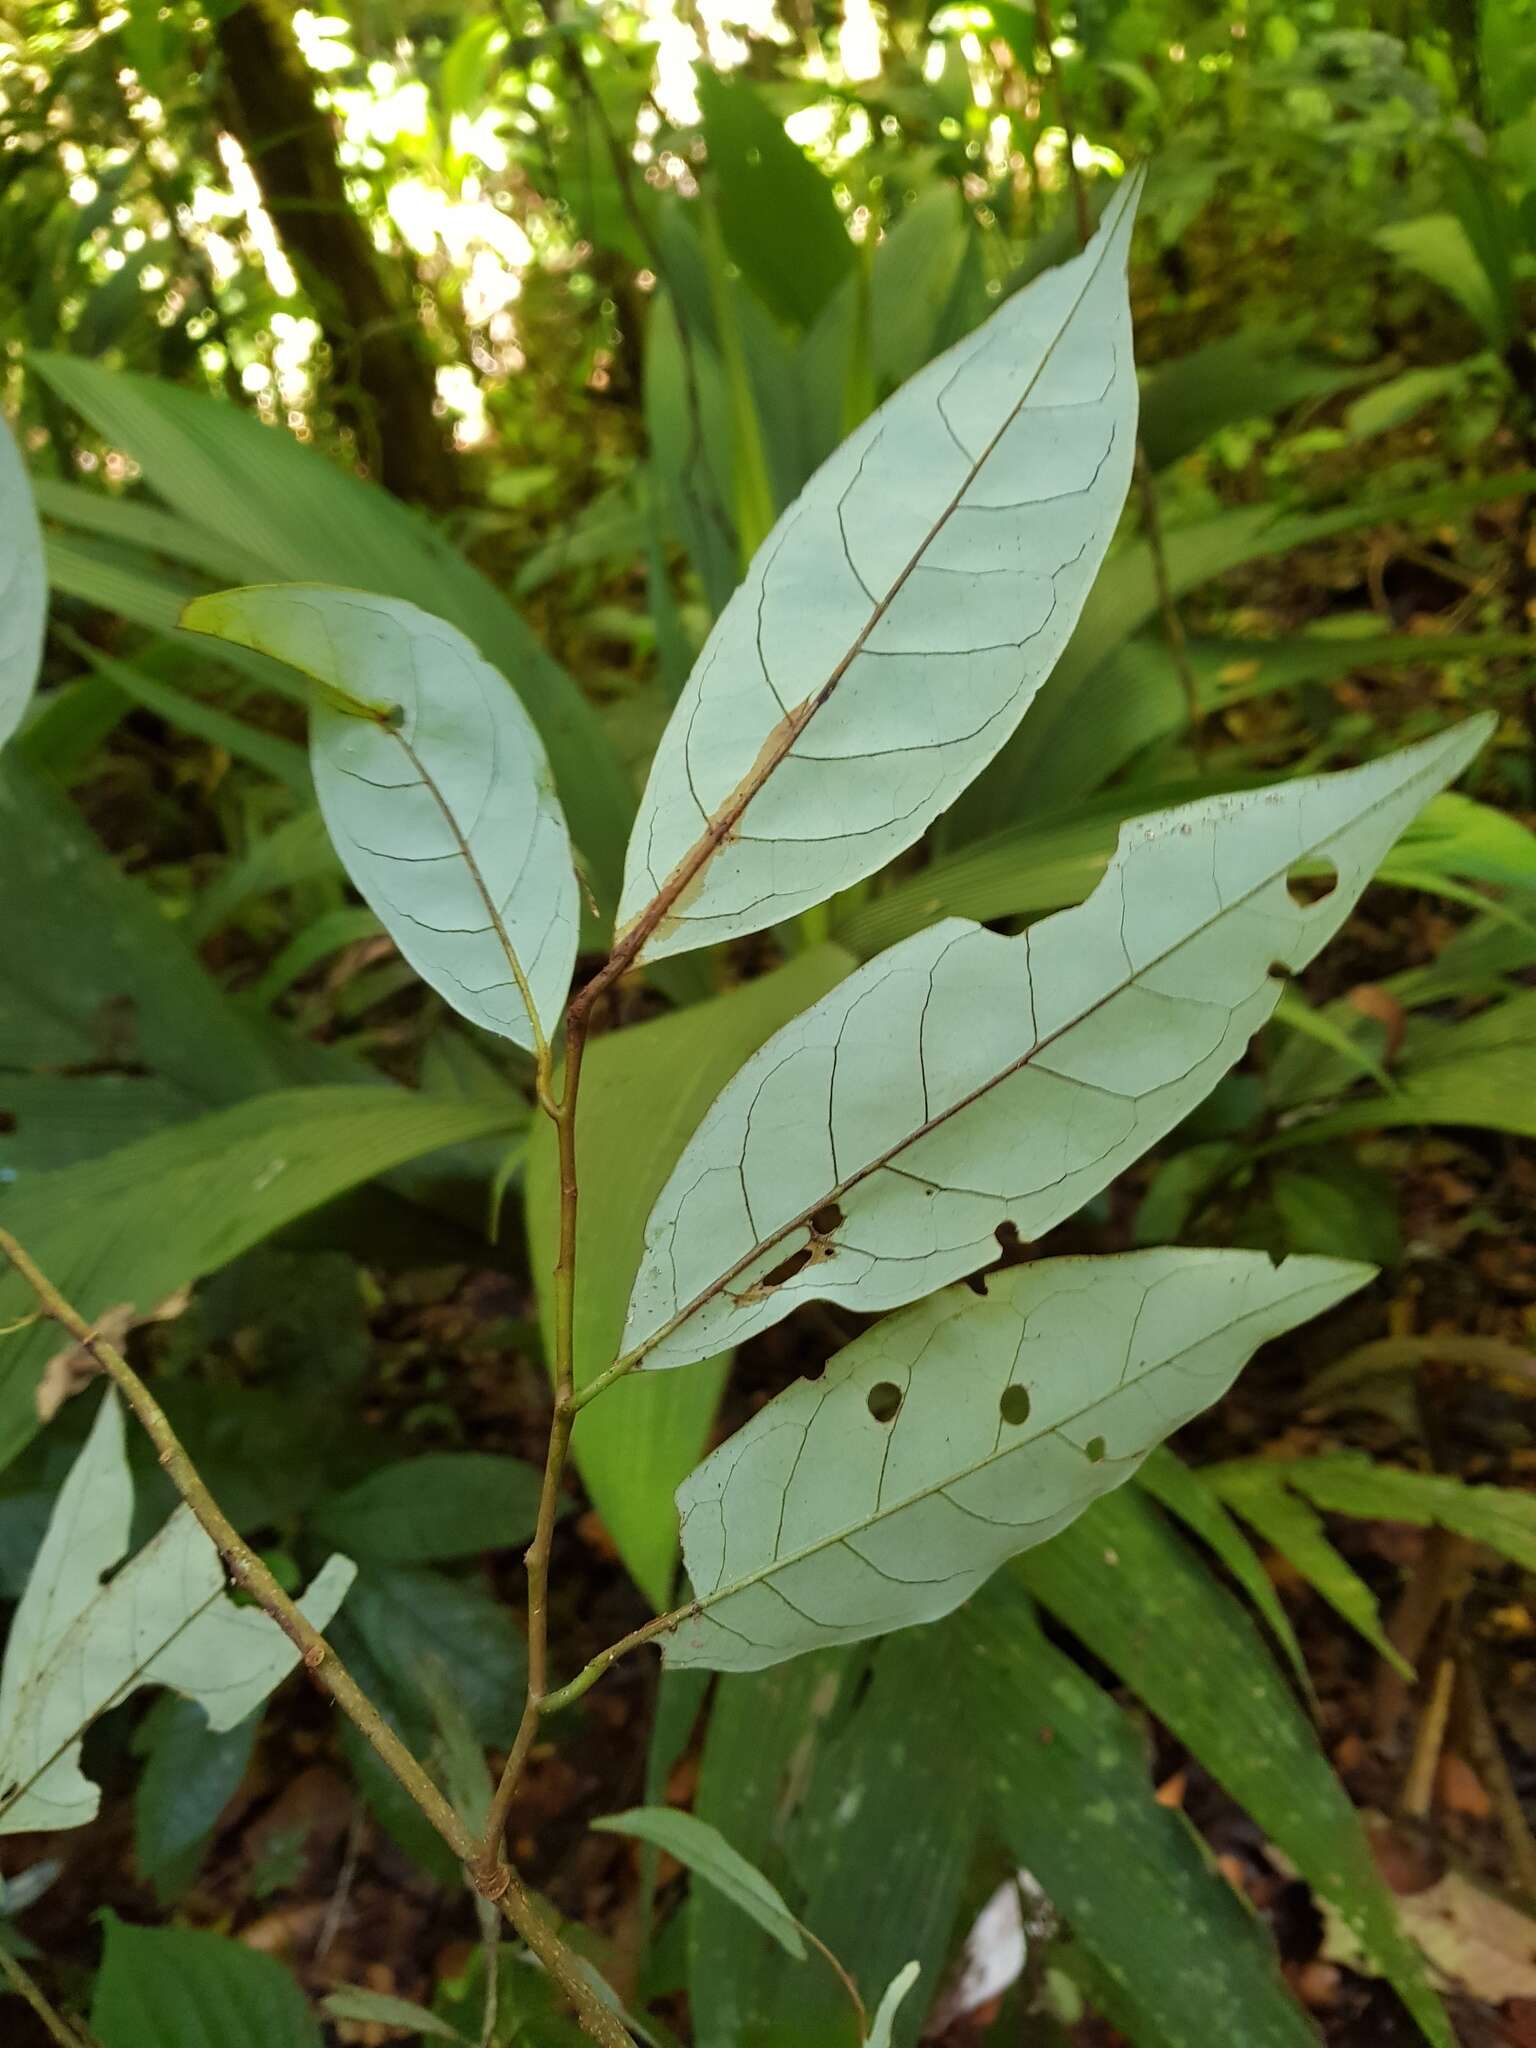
[1133,1141,1244,1247]
[1376,212,1513,345]
[0,1391,352,1835]
[1,1075,198,1176]
[692,1640,976,2048]
[699,72,854,330]
[622,722,1485,1373]
[1206,1460,1412,1676]
[526,947,854,1607]
[957,1578,1323,2048]
[1270,985,1393,1091]
[1270,1159,1402,1268]
[1136,1448,1309,1687]
[28,355,633,919]
[1384,790,1536,890]
[323,1987,469,2041]
[32,475,274,586]
[178,807,335,945]
[251,906,386,1006]
[183,586,578,1054]
[92,1917,322,2048]
[327,1562,526,1748]
[311,1453,545,1563]
[594,1807,807,1958]
[644,286,739,618]
[866,1963,921,2048]
[0,417,47,748]
[134,1697,261,1905]
[959,471,1536,828]
[1271,988,1536,1145]
[62,636,311,796]
[1016,1487,1451,2048]
[797,187,973,464]
[847,711,1528,962]
[667,1250,1368,1672]
[0,1088,524,1473]
[1139,326,1355,471]
[1232,1454,1536,1573]
[617,173,1142,962]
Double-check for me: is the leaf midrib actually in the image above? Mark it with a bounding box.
[626,736,1459,1364]
[686,1273,1345,1619]
[620,176,1138,953]
[0,1516,227,1825]
[386,724,547,1056]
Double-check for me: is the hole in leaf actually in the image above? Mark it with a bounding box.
[965,1219,1027,1296]
[1084,1435,1107,1464]
[867,1381,902,1424]
[759,1244,813,1288]
[758,1204,846,1292]
[0,1110,14,1134]
[1285,859,1338,909]
[999,1384,1032,1426]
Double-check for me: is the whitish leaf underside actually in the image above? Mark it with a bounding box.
[183,587,578,1052]
[667,1251,1368,1671]
[623,719,1489,1372]
[617,174,1144,961]
[0,416,47,747]
[0,1393,352,1834]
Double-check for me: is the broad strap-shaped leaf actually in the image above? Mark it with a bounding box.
[183,587,578,1053]
[1017,1488,1453,2047]
[616,172,1142,963]
[0,1392,353,1835]
[0,1087,528,1475]
[664,1249,1368,1673]
[956,1576,1332,2048]
[691,1641,979,2046]
[0,416,47,748]
[1208,1459,1412,1676]
[32,352,635,915]
[622,719,1488,1373]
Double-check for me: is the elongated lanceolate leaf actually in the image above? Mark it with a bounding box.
[664,1250,1368,1672]
[183,588,578,1052]
[616,172,1142,962]
[0,1392,353,1835]
[622,719,1488,1373]
[594,1806,808,1957]
[0,417,47,747]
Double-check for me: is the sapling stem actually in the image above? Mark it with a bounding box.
[0,1945,97,2048]
[0,1229,631,2048]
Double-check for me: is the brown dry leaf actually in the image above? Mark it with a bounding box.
[1314,1859,1536,2003]
[1395,1874,1536,2003]
[1292,1960,1341,2009]
[1436,1752,1493,1820]
[1153,1769,1187,1810]
[1347,983,1406,1065]
[239,1901,328,1955]
[34,1287,191,1423]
